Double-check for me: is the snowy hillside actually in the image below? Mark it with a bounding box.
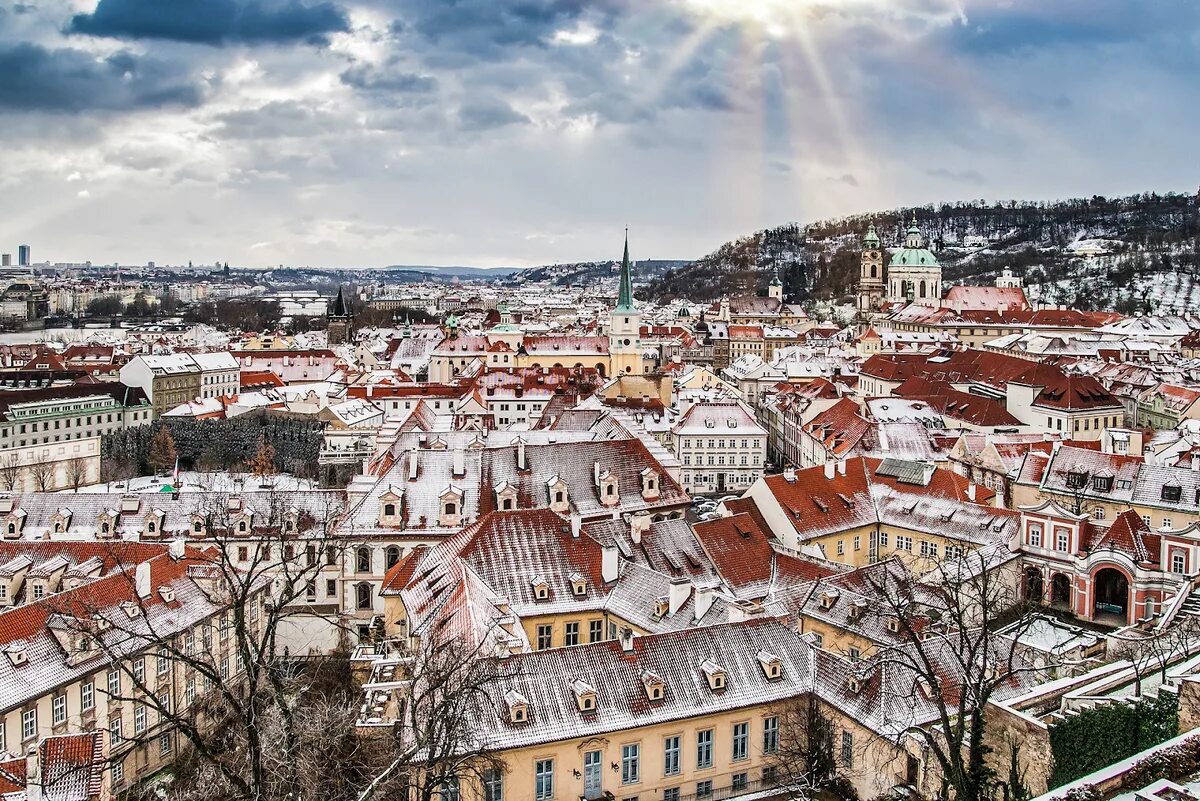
[644,191,1200,313]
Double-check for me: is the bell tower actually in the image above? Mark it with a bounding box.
[609,229,643,376]
[857,223,885,314]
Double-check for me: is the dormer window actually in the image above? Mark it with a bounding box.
[700,659,727,691]
[641,671,665,702]
[504,690,529,724]
[439,487,464,528]
[571,680,597,713]
[547,477,569,513]
[1162,484,1182,502]
[531,577,550,601]
[654,597,669,618]
[5,642,27,666]
[1092,475,1113,492]
[886,617,901,634]
[640,468,660,500]
[758,650,783,680]
[494,482,518,512]
[818,590,838,610]
[159,586,175,603]
[847,600,867,621]
[847,675,862,694]
[569,572,587,597]
[120,601,140,619]
[1065,471,1087,490]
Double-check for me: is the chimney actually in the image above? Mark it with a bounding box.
[783,466,796,483]
[694,585,718,620]
[135,561,152,599]
[630,513,651,544]
[824,461,835,480]
[514,437,527,471]
[726,599,764,623]
[570,515,582,539]
[619,626,635,653]
[966,483,977,502]
[601,545,619,583]
[24,751,39,801]
[168,539,186,560]
[667,577,690,616]
[452,448,466,478]
[837,459,846,476]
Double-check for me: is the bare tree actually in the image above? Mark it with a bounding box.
[30,459,56,491]
[0,451,22,491]
[67,457,90,491]
[61,489,351,801]
[770,693,839,798]
[353,635,514,801]
[863,548,1047,801]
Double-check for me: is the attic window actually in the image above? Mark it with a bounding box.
[758,651,783,680]
[654,597,669,618]
[1162,485,1182,502]
[641,671,665,701]
[505,691,529,724]
[5,643,27,667]
[1092,476,1113,492]
[570,574,587,597]
[818,591,838,610]
[531,579,549,601]
[886,617,901,634]
[159,586,175,603]
[700,660,727,691]
[847,675,862,694]
[1065,471,1088,489]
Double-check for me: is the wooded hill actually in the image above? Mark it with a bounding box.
[643,191,1200,314]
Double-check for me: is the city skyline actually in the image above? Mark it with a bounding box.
[0,0,1196,268]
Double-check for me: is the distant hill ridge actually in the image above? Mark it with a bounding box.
[644,190,1200,315]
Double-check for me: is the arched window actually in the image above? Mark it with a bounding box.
[606,484,615,496]
[356,582,372,610]
[385,546,400,570]
[870,264,877,278]
[919,281,927,299]
[356,546,371,573]
[238,520,247,533]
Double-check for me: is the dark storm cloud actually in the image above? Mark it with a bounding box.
[340,57,439,95]
[0,42,203,112]
[391,0,619,60]
[457,97,529,131]
[68,0,350,46]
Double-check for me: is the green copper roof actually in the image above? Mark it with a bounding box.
[863,223,880,248]
[616,229,635,312]
[889,247,940,267]
[769,265,782,286]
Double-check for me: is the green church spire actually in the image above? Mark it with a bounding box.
[616,227,635,312]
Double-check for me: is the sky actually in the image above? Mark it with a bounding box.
[0,0,1196,269]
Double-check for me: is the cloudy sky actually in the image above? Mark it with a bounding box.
[0,0,1196,268]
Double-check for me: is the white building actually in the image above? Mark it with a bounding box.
[671,400,767,495]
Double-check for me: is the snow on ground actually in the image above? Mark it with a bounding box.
[69,471,320,494]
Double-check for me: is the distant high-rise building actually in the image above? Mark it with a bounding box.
[0,254,10,267]
[17,245,30,266]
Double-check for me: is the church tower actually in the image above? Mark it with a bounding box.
[857,223,885,314]
[327,286,354,345]
[768,265,784,303]
[609,230,643,376]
